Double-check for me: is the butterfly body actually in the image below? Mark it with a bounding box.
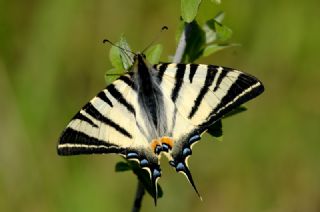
[134,54,168,143]
[58,53,264,202]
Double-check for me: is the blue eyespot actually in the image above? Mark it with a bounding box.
[140,159,149,166]
[126,152,138,158]
[182,148,192,156]
[155,145,162,154]
[189,134,200,144]
[153,169,161,178]
[176,162,185,172]
[162,144,169,152]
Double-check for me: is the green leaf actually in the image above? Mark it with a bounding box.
[207,120,223,141]
[145,44,163,64]
[203,12,224,43]
[106,35,134,85]
[109,45,124,70]
[214,11,225,23]
[182,20,206,62]
[108,35,134,70]
[223,105,248,118]
[105,68,124,85]
[203,13,232,44]
[118,36,134,69]
[203,43,239,57]
[203,21,217,44]
[115,161,131,172]
[181,0,202,23]
[215,21,232,42]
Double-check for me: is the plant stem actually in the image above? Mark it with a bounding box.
[173,22,192,63]
[131,181,145,212]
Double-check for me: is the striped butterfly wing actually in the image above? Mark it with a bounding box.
[58,74,149,157]
[157,63,264,127]
[57,54,264,202]
[155,63,264,195]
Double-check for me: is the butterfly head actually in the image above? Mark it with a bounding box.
[133,53,147,64]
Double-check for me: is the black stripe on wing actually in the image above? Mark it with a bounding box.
[188,65,218,119]
[155,63,169,83]
[58,128,124,155]
[83,102,132,139]
[189,64,198,83]
[107,84,136,115]
[97,91,113,107]
[213,68,228,91]
[171,64,186,102]
[200,73,264,129]
[73,112,98,128]
[118,74,136,90]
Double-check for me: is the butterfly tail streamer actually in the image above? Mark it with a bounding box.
[175,161,202,200]
[152,176,158,205]
[151,167,161,205]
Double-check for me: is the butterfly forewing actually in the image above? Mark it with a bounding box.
[57,74,149,156]
[155,63,263,129]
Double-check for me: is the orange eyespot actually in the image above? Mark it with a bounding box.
[160,137,173,149]
[150,137,174,153]
[150,139,162,153]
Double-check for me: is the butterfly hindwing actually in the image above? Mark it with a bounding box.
[154,63,264,195]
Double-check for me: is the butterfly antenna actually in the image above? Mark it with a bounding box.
[103,39,136,56]
[103,38,135,65]
[141,26,168,53]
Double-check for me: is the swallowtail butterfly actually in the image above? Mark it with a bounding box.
[57,52,264,202]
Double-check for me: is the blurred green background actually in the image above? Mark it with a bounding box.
[1,0,320,211]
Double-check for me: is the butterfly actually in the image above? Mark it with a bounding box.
[57,52,264,203]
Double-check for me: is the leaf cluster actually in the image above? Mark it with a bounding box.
[178,11,236,63]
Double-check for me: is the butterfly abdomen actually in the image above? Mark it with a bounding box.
[134,54,168,141]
